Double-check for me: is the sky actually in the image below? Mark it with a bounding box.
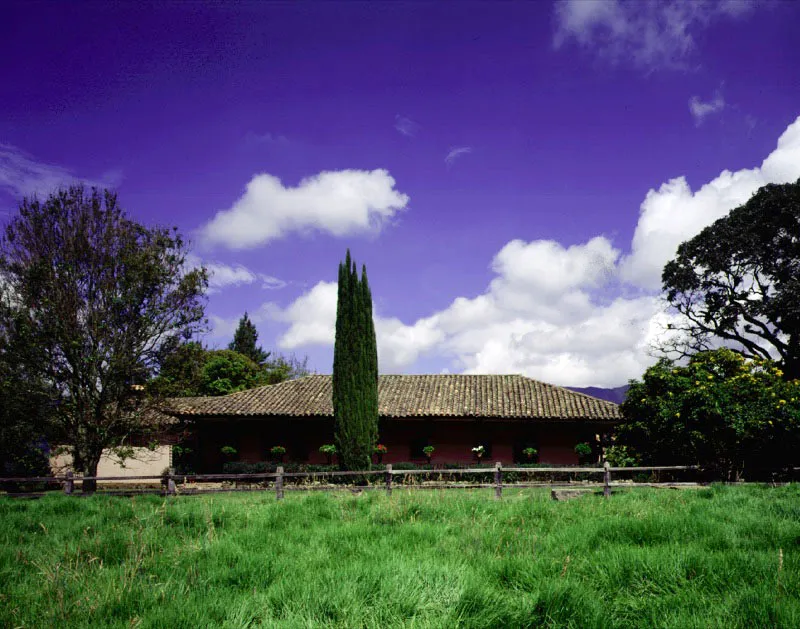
[1,0,799,387]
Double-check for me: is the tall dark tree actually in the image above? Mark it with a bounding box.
[332,250,379,470]
[662,179,800,380]
[228,312,270,365]
[0,187,208,491]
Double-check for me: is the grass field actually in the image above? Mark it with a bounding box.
[1,486,799,628]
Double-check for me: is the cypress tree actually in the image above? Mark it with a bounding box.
[333,250,379,470]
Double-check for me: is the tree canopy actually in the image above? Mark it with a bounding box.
[661,178,800,380]
[332,250,379,470]
[228,312,270,365]
[149,341,309,398]
[0,187,208,490]
[617,349,800,479]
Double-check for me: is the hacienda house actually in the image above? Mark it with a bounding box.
[167,374,620,470]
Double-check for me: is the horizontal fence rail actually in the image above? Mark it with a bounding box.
[8,463,799,499]
[0,462,724,499]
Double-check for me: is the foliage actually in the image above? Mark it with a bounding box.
[270,445,286,456]
[149,343,309,398]
[2,487,800,627]
[522,447,538,461]
[0,325,53,482]
[604,445,638,468]
[617,349,800,479]
[220,446,237,458]
[332,250,379,470]
[146,341,207,397]
[200,350,266,396]
[574,442,593,457]
[471,445,485,459]
[374,444,387,454]
[0,187,208,491]
[661,178,800,380]
[318,444,337,455]
[423,445,435,458]
[228,312,270,365]
[261,353,310,384]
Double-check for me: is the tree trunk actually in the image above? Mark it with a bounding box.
[74,447,102,494]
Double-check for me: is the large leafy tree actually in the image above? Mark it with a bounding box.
[0,187,208,491]
[228,312,270,364]
[332,250,379,470]
[618,349,800,479]
[662,179,800,380]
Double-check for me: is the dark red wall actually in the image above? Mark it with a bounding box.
[196,416,610,470]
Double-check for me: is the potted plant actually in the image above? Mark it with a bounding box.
[220,445,238,461]
[574,442,593,464]
[319,444,337,466]
[522,447,538,463]
[471,445,485,462]
[422,445,435,465]
[374,443,388,464]
[270,445,287,463]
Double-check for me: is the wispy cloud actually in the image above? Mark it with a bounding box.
[394,115,420,137]
[445,147,473,167]
[689,91,726,125]
[186,254,288,293]
[553,0,758,71]
[0,143,119,200]
[244,131,289,146]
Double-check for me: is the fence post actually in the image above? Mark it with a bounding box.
[64,470,74,496]
[494,461,502,500]
[385,464,393,497]
[167,467,177,496]
[603,460,611,498]
[276,466,284,501]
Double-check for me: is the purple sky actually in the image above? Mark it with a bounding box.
[2,1,799,386]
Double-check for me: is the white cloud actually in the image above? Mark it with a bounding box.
[0,144,120,200]
[620,115,800,289]
[394,115,420,137]
[445,147,472,166]
[273,281,338,349]
[199,169,409,249]
[258,116,800,387]
[553,0,757,70]
[689,92,725,124]
[186,254,287,293]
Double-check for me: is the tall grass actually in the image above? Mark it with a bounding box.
[1,485,798,627]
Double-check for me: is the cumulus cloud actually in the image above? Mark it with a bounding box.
[689,92,725,124]
[257,116,800,387]
[620,116,800,289]
[445,147,472,166]
[553,0,757,70]
[199,169,409,249]
[0,143,120,200]
[394,115,420,137]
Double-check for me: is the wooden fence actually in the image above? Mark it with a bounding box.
[0,462,705,499]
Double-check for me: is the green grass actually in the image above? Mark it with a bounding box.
[1,486,799,628]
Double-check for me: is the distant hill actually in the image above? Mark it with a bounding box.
[566,385,629,405]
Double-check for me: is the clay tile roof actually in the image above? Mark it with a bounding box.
[167,374,620,422]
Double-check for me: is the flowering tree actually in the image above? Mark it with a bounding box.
[618,349,800,479]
